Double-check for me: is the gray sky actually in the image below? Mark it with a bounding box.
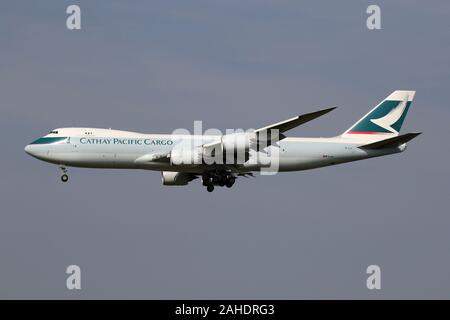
[1,0,449,299]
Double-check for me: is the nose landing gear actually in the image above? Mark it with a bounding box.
[60,166,69,182]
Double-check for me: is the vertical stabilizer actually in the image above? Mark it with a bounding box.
[343,90,415,136]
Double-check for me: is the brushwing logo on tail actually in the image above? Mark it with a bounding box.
[370,95,408,134]
[346,91,413,135]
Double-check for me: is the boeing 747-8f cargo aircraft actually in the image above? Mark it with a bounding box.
[25,90,420,192]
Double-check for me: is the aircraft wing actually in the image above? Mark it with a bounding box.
[255,107,336,135]
[202,107,337,151]
[134,152,170,163]
[134,107,338,163]
[253,106,336,147]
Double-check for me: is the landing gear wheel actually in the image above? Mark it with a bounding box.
[61,174,69,182]
[206,184,214,192]
[225,177,235,188]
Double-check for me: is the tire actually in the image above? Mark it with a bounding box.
[206,185,214,192]
[225,177,235,188]
[61,174,69,182]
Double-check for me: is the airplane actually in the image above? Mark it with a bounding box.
[24,90,421,192]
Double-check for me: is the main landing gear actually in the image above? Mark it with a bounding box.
[60,166,69,183]
[202,171,236,192]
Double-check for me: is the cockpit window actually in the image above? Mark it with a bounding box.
[49,130,59,134]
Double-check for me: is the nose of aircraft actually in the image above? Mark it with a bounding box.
[24,144,32,155]
[24,142,53,162]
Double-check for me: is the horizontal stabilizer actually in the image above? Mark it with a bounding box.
[359,132,422,150]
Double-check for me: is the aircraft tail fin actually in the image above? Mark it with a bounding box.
[343,90,416,137]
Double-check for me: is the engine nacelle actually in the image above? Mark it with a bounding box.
[161,171,192,186]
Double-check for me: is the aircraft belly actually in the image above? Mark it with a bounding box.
[278,157,326,171]
[48,152,117,168]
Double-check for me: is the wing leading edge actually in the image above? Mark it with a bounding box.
[255,107,337,134]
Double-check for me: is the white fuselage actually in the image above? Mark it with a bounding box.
[24,127,404,174]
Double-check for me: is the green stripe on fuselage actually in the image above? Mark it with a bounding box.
[30,137,68,145]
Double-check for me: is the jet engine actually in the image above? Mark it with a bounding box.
[161,171,194,186]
